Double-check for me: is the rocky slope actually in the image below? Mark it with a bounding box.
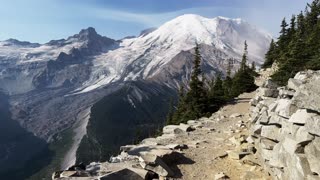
[53,92,271,180]
[0,14,271,179]
[53,69,320,180]
[249,70,320,180]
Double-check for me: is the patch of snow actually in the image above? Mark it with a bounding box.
[127,95,136,108]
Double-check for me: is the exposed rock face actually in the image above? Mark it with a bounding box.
[249,70,320,180]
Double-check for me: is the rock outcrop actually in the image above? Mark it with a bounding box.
[53,123,194,180]
[249,70,320,180]
[53,92,271,180]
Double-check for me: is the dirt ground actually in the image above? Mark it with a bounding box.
[156,92,272,180]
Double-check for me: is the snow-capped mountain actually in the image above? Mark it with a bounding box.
[0,14,271,179]
[0,14,271,95]
[73,14,271,93]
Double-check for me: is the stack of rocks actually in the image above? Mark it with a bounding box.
[52,123,194,180]
[249,70,320,180]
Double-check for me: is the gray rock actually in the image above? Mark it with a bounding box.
[287,78,303,91]
[288,109,309,125]
[260,88,279,98]
[260,138,277,150]
[267,102,278,115]
[282,137,300,155]
[285,154,313,180]
[258,110,269,125]
[262,79,278,89]
[251,124,262,136]
[261,125,280,142]
[294,126,315,145]
[292,71,320,112]
[305,114,320,136]
[100,168,145,180]
[280,121,300,139]
[279,88,295,98]
[268,114,285,126]
[305,137,320,175]
[294,71,310,82]
[139,153,174,177]
[275,99,297,119]
[162,124,194,134]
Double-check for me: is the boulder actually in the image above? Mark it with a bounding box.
[267,102,278,115]
[305,114,320,136]
[139,153,174,177]
[268,114,285,126]
[305,137,320,175]
[260,138,277,150]
[100,168,147,180]
[262,79,278,89]
[260,88,279,98]
[268,141,287,168]
[292,71,320,112]
[275,99,297,119]
[284,154,313,180]
[287,78,303,91]
[162,124,194,134]
[282,137,300,155]
[288,109,309,125]
[261,125,280,142]
[294,71,310,82]
[258,110,269,125]
[279,88,295,98]
[294,126,315,145]
[280,121,300,138]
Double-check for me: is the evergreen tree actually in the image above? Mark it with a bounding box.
[184,43,208,119]
[165,98,174,125]
[171,44,208,123]
[223,59,233,99]
[212,74,224,98]
[268,0,320,85]
[240,41,248,70]
[171,86,186,124]
[231,41,257,96]
[262,39,277,68]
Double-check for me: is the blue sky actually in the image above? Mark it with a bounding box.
[0,0,312,43]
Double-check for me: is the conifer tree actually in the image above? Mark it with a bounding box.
[171,44,207,123]
[223,59,233,99]
[165,98,174,125]
[231,41,257,96]
[270,0,320,85]
[262,39,277,68]
[185,43,207,119]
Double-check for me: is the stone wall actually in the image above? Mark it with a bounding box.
[249,70,320,180]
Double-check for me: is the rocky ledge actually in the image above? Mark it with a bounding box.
[249,70,320,180]
[53,92,271,180]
